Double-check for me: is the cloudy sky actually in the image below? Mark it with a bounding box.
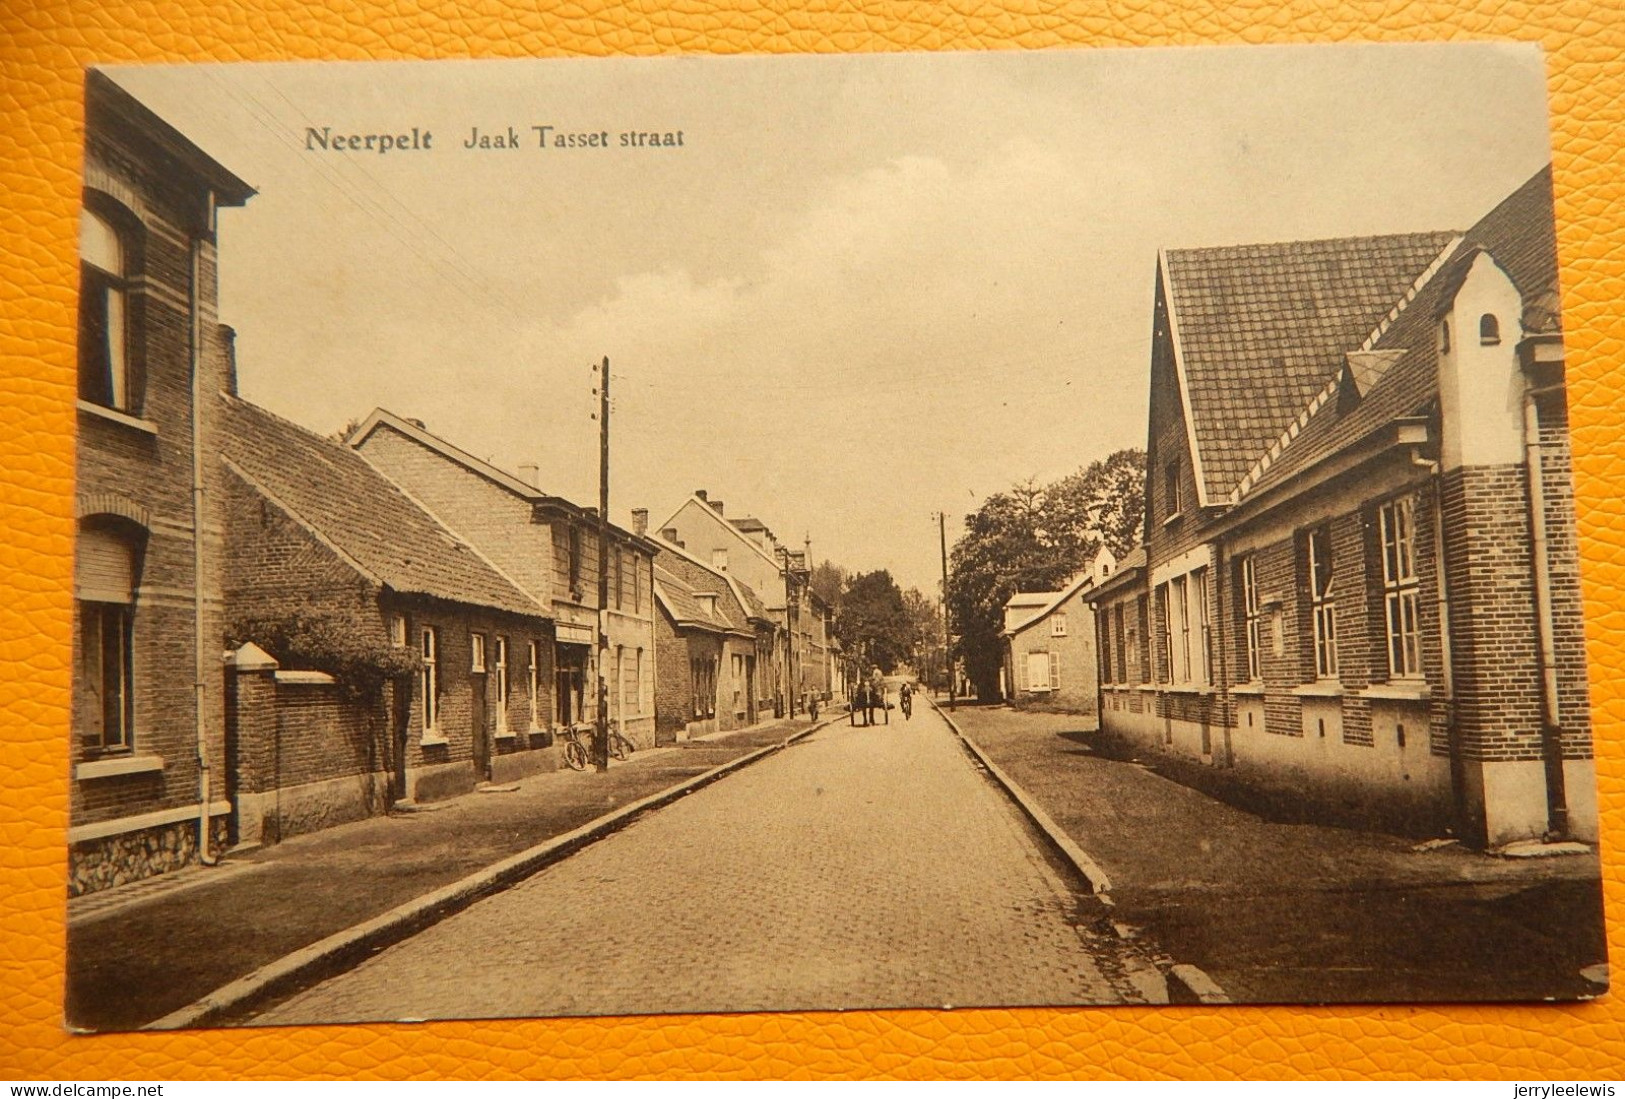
[109,44,1553,594]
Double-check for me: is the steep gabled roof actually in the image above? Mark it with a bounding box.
[1236,167,1560,502]
[651,534,771,629]
[1004,570,1099,639]
[1162,230,1460,503]
[658,493,786,575]
[653,565,734,634]
[350,408,655,551]
[220,395,544,618]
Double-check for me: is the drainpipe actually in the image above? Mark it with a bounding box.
[192,191,217,866]
[1524,382,1569,838]
[1415,450,1464,831]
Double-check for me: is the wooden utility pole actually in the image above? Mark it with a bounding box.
[594,356,611,772]
[780,546,795,717]
[939,511,955,712]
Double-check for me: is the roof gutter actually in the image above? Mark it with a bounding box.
[1201,417,1433,542]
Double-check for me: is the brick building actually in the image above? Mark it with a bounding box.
[1095,167,1595,846]
[350,410,659,748]
[651,539,774,740]
[220,397,557,829]
[655,491,821,715]
[69,71,255,895]
[1002,547,1113,712]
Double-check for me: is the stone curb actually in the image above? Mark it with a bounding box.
[148,718,833,1030]
[928,699,1232,1008]
[1166,963,1231,1005]
[928,699,1113,894]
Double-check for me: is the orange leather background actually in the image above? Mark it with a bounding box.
[3,0,1623,1080]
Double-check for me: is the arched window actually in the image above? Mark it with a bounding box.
[1479,313,1501,346]
[75,520,144,752]
[79,206,137,411]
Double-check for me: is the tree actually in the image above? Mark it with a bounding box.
[945,450,1145,700]
[901,586,943,682]
[835,569,912,674]
[809,559,847,614]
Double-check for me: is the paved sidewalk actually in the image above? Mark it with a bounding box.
[948,704,1608,1004]
[66,716,819,1032]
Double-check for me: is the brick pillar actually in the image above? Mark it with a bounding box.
[1439,467,1548,845]
[226,641,279,846]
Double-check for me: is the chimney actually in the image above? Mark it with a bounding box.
[695,489,708,502]
[710,499,725,516]
[661,526,679,543]
[518,462,539,488]
[219,324,238,396]
[632,508,649,536]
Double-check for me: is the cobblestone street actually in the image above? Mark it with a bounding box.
[258,702,1155,1023]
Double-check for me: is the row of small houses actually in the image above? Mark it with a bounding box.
[1005,165,1596,849]
[69,72,834,895]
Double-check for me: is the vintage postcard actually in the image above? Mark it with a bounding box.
[65,44,1604,1031]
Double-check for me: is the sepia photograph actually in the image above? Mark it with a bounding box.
[66,43,1605,1032]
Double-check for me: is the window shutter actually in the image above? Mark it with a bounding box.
[1014,651,1026,690]
[77,527,136,603]
[1050,651,1061,691]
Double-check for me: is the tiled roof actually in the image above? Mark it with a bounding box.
[1239,167,1559,501]
[1165,230,1460,501]
[220,396,545,618]
[654,556,749,633]
[653,566,725,631]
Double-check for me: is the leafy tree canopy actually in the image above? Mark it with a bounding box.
[946,448,1145,699]
[834,569,913,675]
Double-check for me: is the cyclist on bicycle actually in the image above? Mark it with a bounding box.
[900,680,913,720]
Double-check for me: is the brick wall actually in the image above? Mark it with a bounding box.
[354,427,555,603]
[1537,390,1593,758]
[72,118,236,861]
[1440,465,1545,763]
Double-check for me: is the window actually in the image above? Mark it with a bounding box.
[1026,650,1051,691]
[567,525,582,594]
[527,640,540,731]
[1240,554,1261,682]
[1171,575,1191,683]
[470,632,486,673]
[691,657,716,719]
[1114,602,1127,686]
[1155,583,1172,684]
[1440,320,1452,354]
[1051,613,1067,638]
[614,646,625,718]
[1097,610,1112,685]
[76,523,141,753]
[633,555,642,613]
[1479,313,1501,346]
[494,637,508,733]
[1136,594,1151,683]
[711,548,728,571]
[79,603,133,753]
[634,649,644,714]
[421,627,440,732]
[1165,460,1182,519]
[1308,526,1338,679]
[389,614,407,647]
[1379,496,1422,679]
[79,206,135,411]
[1191,567,1211,685]
[614,547,625,610]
